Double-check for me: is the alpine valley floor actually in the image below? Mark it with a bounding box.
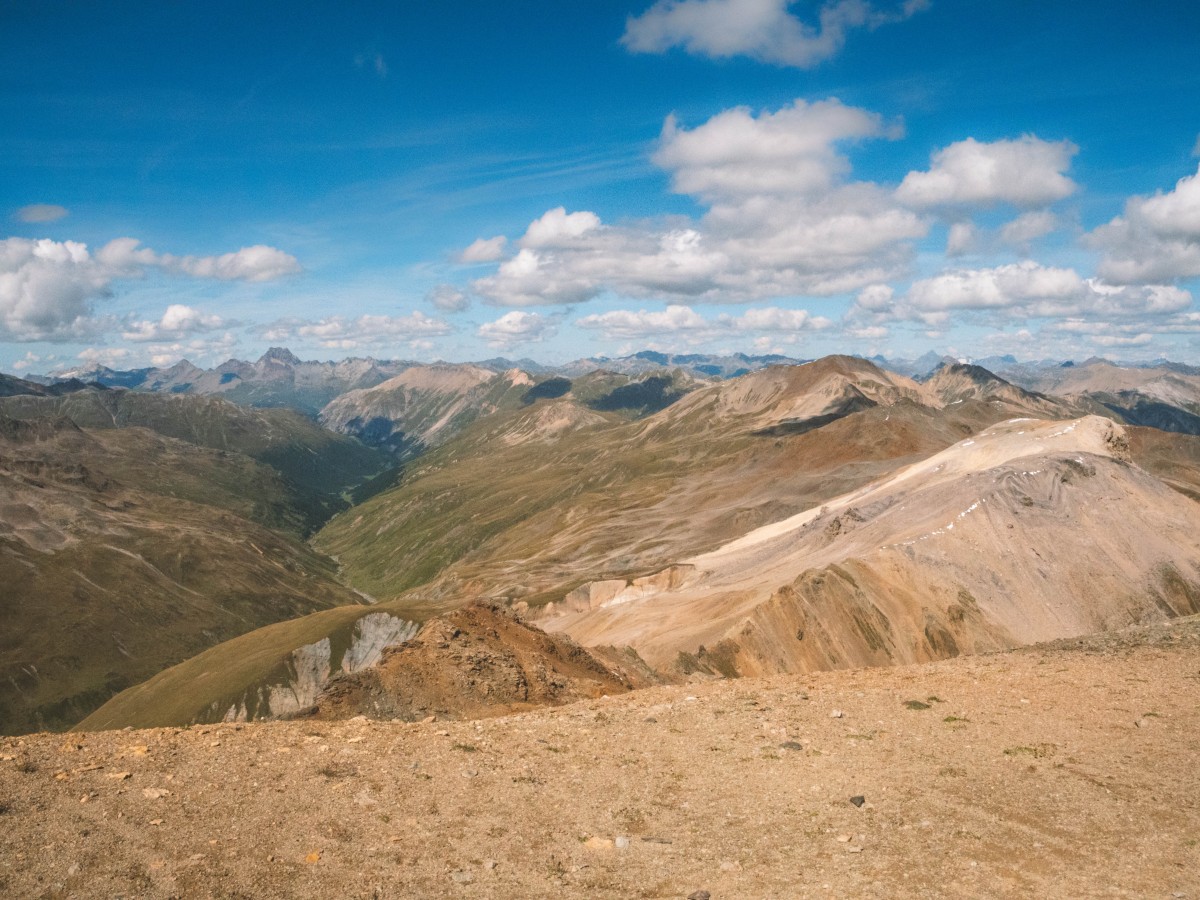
[2,616,1197,899]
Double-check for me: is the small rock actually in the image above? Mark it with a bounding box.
[583,836,614,851]
[831,710,845,719]
[484,859,497,870]
[106,771,131,781]
[450,870,474,884]
[421,715,437,724]
[142,788,171,800]
[846,846,863,853]
[687,892,711,900]
[148,818,163,826]
[837,834,852,842]
[644,717,658,724]
[780,741,804,751]
[850,795,866,808]
[720,860,742,872]
[1135,718,1148,729]
[615,836,630,850]
[66,864,79,877]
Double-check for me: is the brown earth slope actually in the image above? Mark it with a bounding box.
[540,416,1200,675]
[1,617,1197,898]
[311,602,653,723]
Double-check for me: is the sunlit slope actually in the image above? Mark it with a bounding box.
[542,417,1200,673]
[315,357,1071,608]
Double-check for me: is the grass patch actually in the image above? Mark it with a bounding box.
[904,699,932,710]
[451,743,478,752]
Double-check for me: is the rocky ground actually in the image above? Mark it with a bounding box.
[2,617,1198,899]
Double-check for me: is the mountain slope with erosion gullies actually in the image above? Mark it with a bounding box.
[0,413,370,735]
[317,364,536,457]
[1010,359,1200,435]
[0,386,388,507]
[540,416,1200,676]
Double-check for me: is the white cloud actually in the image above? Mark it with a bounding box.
[14,204,68,223]
[653,99,888,200]
[945,222,977,256]
[162,245,300,282]
[122,304,226,342]
[0,238,114,341]
[999,210,1059,248]
[76,347,133,369]
[894,262,1191,325]
[575,303,830,343]
[0,236,300,342]
[621,0,929,68]
[896,136,1078,208]
[1092,164,1200,284]
[520,208,601,248]
[459,236,507,263]
[262,312,452,350]
[471,99,926,307]
[477,311,557,349]
[427,284,470,312]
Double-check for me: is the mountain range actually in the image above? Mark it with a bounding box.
[4,350,1200,737]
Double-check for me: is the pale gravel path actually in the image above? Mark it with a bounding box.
[2,618,1198,899]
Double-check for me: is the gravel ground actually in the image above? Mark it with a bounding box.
[2,616,1198,899]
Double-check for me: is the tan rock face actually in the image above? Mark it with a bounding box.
[543,417,1200,674]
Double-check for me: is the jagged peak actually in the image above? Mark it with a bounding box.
[258,347,302,366]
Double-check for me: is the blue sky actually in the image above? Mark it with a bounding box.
[4,0,1200,372]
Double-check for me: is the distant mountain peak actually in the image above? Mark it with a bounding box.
[259,347,302,366]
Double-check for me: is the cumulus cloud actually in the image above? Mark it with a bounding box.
[621,0,929,68]
[576,303,831,343]
[14,204,69,223]
[999,211,1059,248]
[0,236,300,342]
[477,311,557,349]
[945,222,977,256]
[653,99,888,200]
[521,208,602,248]
[260,312,452,350]
[122,304,227,342]
[1092,163,1200,283]
[880,262,1191,327]
[427,284,470,312]
[471,99,926,307]
[459,236,507,263]
[896,136,1078,209]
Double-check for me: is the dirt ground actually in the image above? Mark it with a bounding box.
[2,617,1198,899]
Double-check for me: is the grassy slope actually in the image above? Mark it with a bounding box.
[0,392,390,734]
[76,605,377,731]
